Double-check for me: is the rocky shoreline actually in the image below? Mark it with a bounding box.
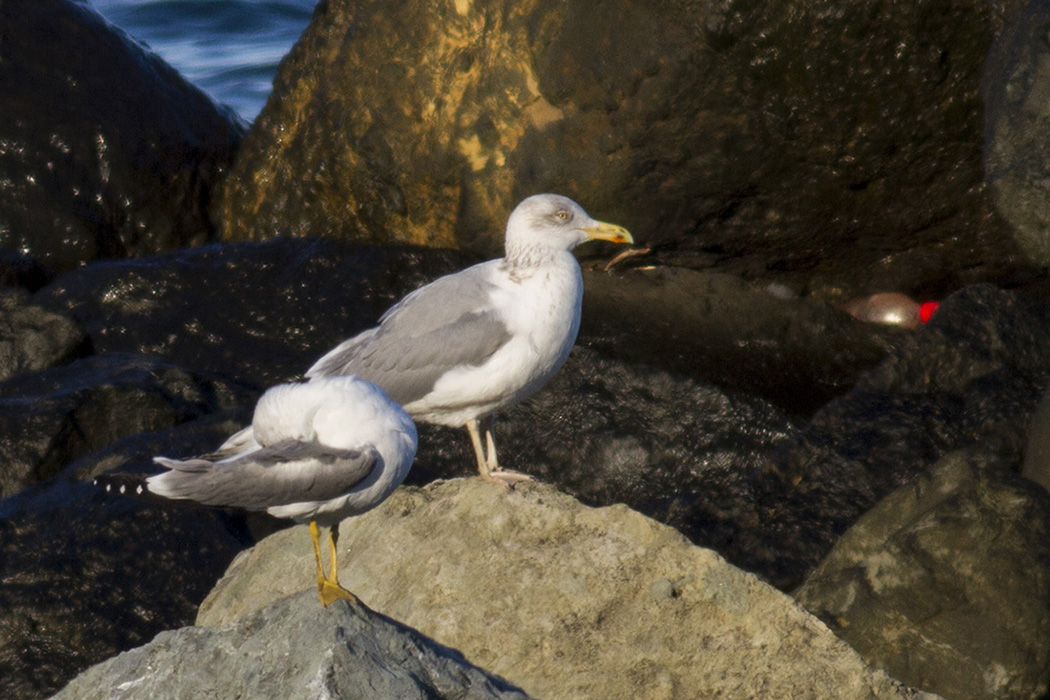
[4,0,1050,698]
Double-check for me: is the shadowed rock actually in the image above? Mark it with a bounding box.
[983,0,1050,266]
[0,353,256,498]
[580,267,908,415]
[0,288,84,384]
[796,448,1050,700]
[0,431,251,700]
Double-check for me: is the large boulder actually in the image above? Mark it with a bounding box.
[0,0,244,272]
[31,239,472,390]
[795,448,1050,700]
[760,283,1050,584]
[0,353,256,498]
[197,479,938,700]
[219,0,1024,297]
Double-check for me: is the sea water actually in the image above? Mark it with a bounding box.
[91,0,316,121]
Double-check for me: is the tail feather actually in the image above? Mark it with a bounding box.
[93,472,158,501]
[93,471,205,509]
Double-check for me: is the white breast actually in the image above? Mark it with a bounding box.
[404,252,583,426]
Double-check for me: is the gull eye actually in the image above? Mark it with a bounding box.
[554,210,570,222]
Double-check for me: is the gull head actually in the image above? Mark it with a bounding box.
[504,194,633,261]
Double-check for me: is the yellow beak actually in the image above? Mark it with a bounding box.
[581,221,634,245]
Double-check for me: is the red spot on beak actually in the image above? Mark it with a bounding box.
[919,301,939,324]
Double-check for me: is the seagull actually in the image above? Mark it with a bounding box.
[307,193,633,486]
[95,376,418,607]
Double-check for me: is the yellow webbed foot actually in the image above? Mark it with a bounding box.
[318,578,358,607]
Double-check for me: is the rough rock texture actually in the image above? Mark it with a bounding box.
[0,353,256,498]
[51,592,532,700]
[0,450,249,700]
[219,0,1025,298]
[1022,382,1050,491]
[580,267,908,415]
[983,0,1050,265]
[760,283,1050,583]
[32,239,472,390]
[31,238,906,416]
[796,448,1050,700]
[0,288,83,383]
[196,480,939,700]
[0,0,244,272]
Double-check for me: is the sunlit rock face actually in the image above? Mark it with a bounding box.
[220,0,1022,298]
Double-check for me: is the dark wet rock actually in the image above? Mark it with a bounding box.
[580,267,908,417]
[32,239,472,390]
[0,420,252,700]
[0,287,84,383]
[32,238,903,418]
[0,353,256,498]
[1022,382,1050,491]
[51,592,534,700]
[795,447,1050,700]
[983,0,1050,266]
[765,283,1050,585]
[0,251,57,293]
[0,0,244,273]
[460,346,800,560]
[220,0,1023,298]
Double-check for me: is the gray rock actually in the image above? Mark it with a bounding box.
[197,479,940,700]
[795,448,1050,700]
[0,0,244,272]
[220,0,1022,297]
[51,591,532,700]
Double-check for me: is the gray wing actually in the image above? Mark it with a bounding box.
[150,440,379,511]
[307,264,512,405]
[199,425,257,461]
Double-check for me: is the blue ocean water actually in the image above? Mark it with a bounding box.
[91,0,316,121]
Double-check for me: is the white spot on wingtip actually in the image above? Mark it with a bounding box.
[136,485,144,494]
[119,485,126,494]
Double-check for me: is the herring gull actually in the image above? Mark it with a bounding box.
[96,376,417,606]
[308,193,633,485]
